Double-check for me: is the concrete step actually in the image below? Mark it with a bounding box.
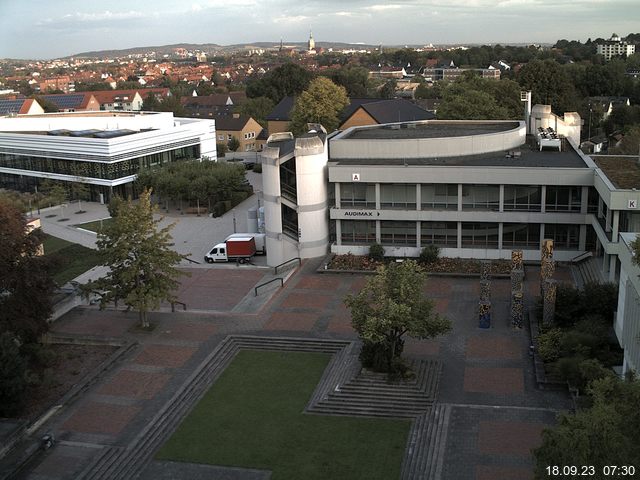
[310,404,422,419]
[326,393,431,408]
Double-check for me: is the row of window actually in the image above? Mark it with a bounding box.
[340,220,584,250]
[339,183,596,213]
[0,146,199,180]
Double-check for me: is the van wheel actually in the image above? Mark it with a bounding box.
[205,257,213,264]
[238,258,246,265]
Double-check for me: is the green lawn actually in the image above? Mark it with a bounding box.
[75,218,113,233]
[157,350,411,480]
[42,234,102,285]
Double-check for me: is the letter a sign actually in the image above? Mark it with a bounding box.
[352,173,361,182]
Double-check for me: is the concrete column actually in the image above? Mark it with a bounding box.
[580,186,589,214]
[334,183,341,209]
[540,185,546,213]
[416,221,421,248]
[416,184,421,211]
[609,254,617,282]
[499,185,505,213]
[458,184,463,211]
[336,219,342,246]
[457,221,462,249]
[579,224,587,251]
[605,207,612,232]
[612,210,620,241]
[375,183,381,210]
[539,224,545,249]
[498,222,504,251]
[602,253,608,273]
[376,220,381,243]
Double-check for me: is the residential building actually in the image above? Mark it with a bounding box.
[92,90,144,111]
[215,114,263,152]
[38,76,73,93]
[422,66,501,81]
[41,93,100,112]
[0,98,44,116]
[181,93,247,118]
[597,33,636,60]
[0,111,217,202]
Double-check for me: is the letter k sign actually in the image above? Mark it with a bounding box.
[629,199,637,209]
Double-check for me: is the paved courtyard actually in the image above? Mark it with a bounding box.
[12,258,573,480]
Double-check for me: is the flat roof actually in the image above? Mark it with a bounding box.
[0,129,143,139]
[330,139,588,169]
[343,121,520,140]
[592,155,640,189]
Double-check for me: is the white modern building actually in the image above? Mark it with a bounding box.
[614,233,640,375]
[596,33,636,61]
[0,111,216,201]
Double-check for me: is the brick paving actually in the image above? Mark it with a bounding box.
[16,259,575,480]
[97,370,171,400]
[62,402,141,435]
[464,367,525,394]
[133,344,197,368]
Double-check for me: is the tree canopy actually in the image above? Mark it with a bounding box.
[344,260,452,373]
[246,63,315,104]
[289,77,349,134]
[237,96,275,128]
[326,65,373,98]
[0,200,54,343]
[534,376,640,478]
[83,189,188,328]
[517,59,580,114]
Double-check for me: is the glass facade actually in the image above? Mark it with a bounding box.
[544,224,580,249]
[421,184,458,210]
[503,186,541,211]
[461,222,500,248]
[341,183,376,208]
[380,184,416,209]
[0,146,199,181]
[461,185,500,211]
[341,220,376,244]
[545,186,581,212]
[279,157,297,203]
[420,221,458,247]
[281,204,298,240]
[380,221,416,245]
[502,223,541,248]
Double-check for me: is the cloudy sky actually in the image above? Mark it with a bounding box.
[0,0,638,59]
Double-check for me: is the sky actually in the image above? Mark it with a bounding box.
[0,0,638,59]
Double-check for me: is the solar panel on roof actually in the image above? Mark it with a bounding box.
[43,94,85,109]
[93,129,136,139]
[0,100,25,115]
[69,129,101,137]
[47,129,72,136]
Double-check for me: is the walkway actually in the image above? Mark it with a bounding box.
[7,259,573,480]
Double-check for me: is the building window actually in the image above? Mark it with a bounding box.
[380,184,416,209]
[341,183,376,208]
[341,220,376,244]
[545,186,581,212]
[227,134,232,141]
[218,135,224,140]
[587,187,599,214]
[421,221,457,247]
[503,186,541,211]
[502,223,540,248]
[461,222,499,248]
[279,158,297,203]
[544,224,579,249]
[380,221,416,245]
[281,204,298,240]
[461,185,500,211]
[421,184,458,210]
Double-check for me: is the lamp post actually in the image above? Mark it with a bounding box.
[588,107,593,141]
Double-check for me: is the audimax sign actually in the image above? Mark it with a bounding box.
[343,211,380,217]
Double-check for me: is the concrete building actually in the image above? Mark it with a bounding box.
[614,233,640,375]
[597,33,636,60]
[0,111,217,202]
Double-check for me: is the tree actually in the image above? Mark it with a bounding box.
[70,178,91,212]
[517,59,579,113]
[610,125,640,154]
[0,332,28,417]
[533,376,640,478]
[344,260,452,374]
[0,200,54,342]
[328,65,373,97]
[379,79,397,99]
[246,63,315,103]
[237,96,275,128]
[227,136,240,152]
[289,77,349,134]
[83,189,188,328]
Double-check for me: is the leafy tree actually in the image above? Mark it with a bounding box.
[246,63,315,103]
[216,141,228,157]
[328,65,372,97]
[344,260,452,374]
[238,96,275,128]
[70,178,91,212]
[379,79,397,99]
[83,189,188,328]
[534,376,640,478]
[0,200,54,342]
[517,59,579,113]
[0,332,28,417]
[289,77,349,134]
[227,136,240,152]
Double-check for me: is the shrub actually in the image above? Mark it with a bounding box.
[253,162,262,173]
[368,243,385,262]
[537,328,563,362]
[0,332,27,417]
[419,245,440,264]
[359,339,410,378]
[582,282,618,320]
[554,284,583,327]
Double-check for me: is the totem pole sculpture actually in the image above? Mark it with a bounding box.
[479,260,492,328]
[540,239,556,326]
[510,250,525,328]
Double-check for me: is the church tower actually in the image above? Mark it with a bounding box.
[308,31,315,52]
